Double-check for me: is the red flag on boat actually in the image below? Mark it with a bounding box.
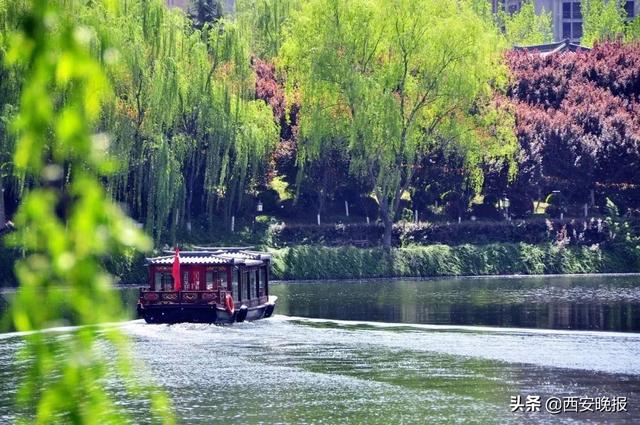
[172,246,181,291]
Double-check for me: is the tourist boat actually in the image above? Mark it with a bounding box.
[137,247,277,324]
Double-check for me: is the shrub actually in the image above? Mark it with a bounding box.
[102,249,148,285]
[269,243,640,280]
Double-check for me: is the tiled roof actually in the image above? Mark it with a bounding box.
[146,255,231,265]
[217,251,271,261]
[514,39,590,57]
[147,248,271,266]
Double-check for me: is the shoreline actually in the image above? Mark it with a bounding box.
[2,271,640,294]
[268,244,640,280]
[2,242,639,288]
[268,271,640,285]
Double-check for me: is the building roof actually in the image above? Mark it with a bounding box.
[147,247,271,267]
[513,39,590,57]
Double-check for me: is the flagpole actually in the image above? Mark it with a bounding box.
[172,246,181,292]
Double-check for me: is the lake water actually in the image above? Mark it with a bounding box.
[1,274,640,423]
[270,275,640,331]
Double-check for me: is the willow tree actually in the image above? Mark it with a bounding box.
[0,56,17,225]
[4,0,173,422]
[500,0,553,46]
[82,1,276,241]
[0,0,24,225]
[236,0,299,59]
[282,0,516,247]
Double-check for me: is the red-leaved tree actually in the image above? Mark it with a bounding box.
[504,41,640,213]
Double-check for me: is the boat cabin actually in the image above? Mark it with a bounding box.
[141,247,271,309]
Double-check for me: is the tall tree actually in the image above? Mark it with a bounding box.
[0,4,20,226]
[0,0,279,243]
[88,1,276,241]
[626,16,640,42]
[282,0,516,247]
[500,0,554,46]
[582,0,627,46]
[236,0,298,59]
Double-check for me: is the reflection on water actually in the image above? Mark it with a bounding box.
[1,274,640,423]
[270,275,640,331]
[1,318,639,424]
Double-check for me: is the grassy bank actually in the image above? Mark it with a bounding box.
[269,243,640,280]
[2,243,638,286]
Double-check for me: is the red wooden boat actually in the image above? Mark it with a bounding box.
[137,247,277,324]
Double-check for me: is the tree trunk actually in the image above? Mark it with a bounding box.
[185,155,196,231]
[382,216,393,249]
[380,199,393,249]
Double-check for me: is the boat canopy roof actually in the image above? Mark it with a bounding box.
[146,247,271,267]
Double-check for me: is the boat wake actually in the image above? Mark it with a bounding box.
[117,315,640,376]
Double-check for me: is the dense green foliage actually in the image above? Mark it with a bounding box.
[236,0,298,59]
[270,243,640,280]
[582,0,628,46]
[0,0,278,243]
[499,0,553,46]
[1,0,639,247]
[101,1,277,241]
[281,0,516,247]
[2,0,173,422]
[0,0,638,421]
[5,216,636,287]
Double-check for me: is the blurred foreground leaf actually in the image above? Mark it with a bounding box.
[3,1,174,423]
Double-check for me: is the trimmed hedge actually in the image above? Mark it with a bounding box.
[3,242,638,286]
[269,243,640,280]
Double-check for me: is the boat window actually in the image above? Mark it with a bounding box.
[258,269,266,297]
[249,270,256,299]
[239,270,247,301]
[206,271,214,290]
[260,267,267,296]
[182,271,189,290]
[155,272,173,291]
[154,272,162,290]
[232,269,239,301]
[243,271,250,300]
[206,269,224,290]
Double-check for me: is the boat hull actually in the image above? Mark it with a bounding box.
[138,296,277,324]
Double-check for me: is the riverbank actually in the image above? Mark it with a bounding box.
[269,243,640,280]
[1,242,639,286]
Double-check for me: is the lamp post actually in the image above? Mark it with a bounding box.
[551,190,566,220]
[502,193,510,221]
[253,200,263,232]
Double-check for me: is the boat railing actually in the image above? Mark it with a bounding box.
[140,289,224,305]
[140,289,267,307]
